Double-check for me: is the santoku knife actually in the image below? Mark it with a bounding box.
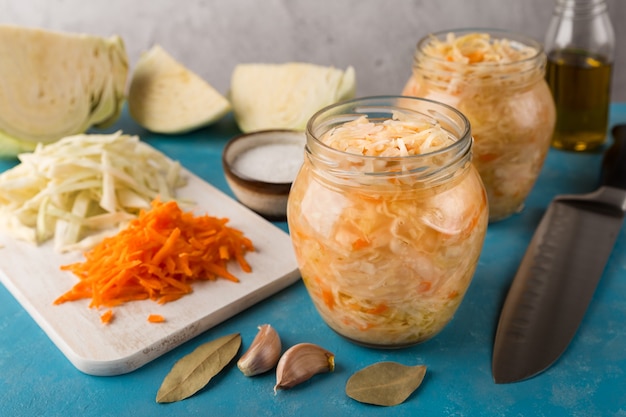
[492,124,626,384]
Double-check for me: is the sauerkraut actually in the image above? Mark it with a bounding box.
[403,31,556,221]
[287,110,488,347]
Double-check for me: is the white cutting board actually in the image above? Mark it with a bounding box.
[0,168,300,376]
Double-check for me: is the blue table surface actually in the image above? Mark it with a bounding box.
[1,104,625,417]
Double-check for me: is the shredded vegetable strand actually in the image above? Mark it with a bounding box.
[54,199,254,309]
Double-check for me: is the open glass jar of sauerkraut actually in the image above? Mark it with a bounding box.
[287,96,488,348]
[403,29,556,222]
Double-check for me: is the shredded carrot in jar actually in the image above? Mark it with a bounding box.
[54,199,254,311]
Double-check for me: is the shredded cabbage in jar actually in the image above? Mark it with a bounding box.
[403,32,555,221]
[322,114,451,157]
[426,32,536,65]
[288,114,488,346]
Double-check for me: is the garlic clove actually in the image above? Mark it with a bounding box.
[237,324,282,377]
[274,342,335,393]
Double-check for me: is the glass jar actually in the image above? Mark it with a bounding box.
[544,0,615,151]
[286,96,488,348]
[403,29,556,222]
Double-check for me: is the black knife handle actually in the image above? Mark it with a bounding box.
[602,125,626,190]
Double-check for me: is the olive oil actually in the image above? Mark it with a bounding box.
[546,50,612,151]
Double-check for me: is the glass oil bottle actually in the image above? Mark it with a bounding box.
[544,0,615,151]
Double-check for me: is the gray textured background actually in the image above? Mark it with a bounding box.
[1,0,624,100]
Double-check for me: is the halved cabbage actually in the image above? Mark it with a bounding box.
[0,25,128,157]
[230,63,356,133]
[128,45,231,134]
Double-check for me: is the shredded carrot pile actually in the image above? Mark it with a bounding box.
[147,314,166,323]
[54,199,254,309]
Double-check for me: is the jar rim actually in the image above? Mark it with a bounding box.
[304,95,473,185]
[416,28,544,68]
[306,95,471,161]
[554,0,608,16]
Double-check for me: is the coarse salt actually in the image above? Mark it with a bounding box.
[232,143,304,183]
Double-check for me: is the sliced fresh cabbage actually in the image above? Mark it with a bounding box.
[128,45,231,134]
[0,131,187,252]
[0,25,128,157]
[229,63,356,133]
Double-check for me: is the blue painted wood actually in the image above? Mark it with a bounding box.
[1,105,625,417]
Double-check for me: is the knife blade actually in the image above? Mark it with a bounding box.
[492,124,626,384]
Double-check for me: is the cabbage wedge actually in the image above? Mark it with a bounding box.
[0,25,128,157]
[128,45,231,134]
[230,63,356,133]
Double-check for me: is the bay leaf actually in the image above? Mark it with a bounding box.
[345,362,427,406]
[156,333,241,403]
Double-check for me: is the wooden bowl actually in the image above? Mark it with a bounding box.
[222,130,305,219]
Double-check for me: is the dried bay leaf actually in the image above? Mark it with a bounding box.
[345,362,427,406]
[156,333,242,403]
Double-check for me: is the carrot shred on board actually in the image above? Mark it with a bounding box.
[147,314,166,323]
[100,309,114,324]
[54,199,255,310]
